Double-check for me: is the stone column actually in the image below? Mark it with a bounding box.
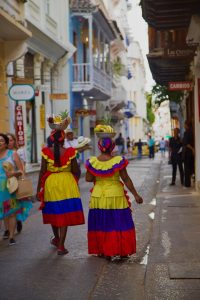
[34,53,44,162]
[43,59,54,138]
[0,43,9,132]
[82,97,91,161]
[194,53,200,192]
[15,56,27,144]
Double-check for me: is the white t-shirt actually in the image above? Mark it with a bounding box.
[64,138,78,149]
[160,140,165,149]
[17,147,26,163]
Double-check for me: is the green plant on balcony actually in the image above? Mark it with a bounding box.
[112,58,125,77]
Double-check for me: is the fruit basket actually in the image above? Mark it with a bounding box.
[47,110,71,130]
[48,117,71,130]
[95,132,116,138]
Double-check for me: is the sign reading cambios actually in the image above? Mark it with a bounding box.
[168,82,193,91]
[15,105,25,146]
[9,84,35,101]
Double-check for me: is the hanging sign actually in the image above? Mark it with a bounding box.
[49,93,68,100]
[164,47,196,59]
[198,79,200,122]
[75,109,96,116]
[9,84,35,101]
[12,78,34,85]
[40,104,45,129]
[15,105,25,146]
[168,82,193,91]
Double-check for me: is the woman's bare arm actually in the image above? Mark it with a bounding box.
[7,152,23,178]
[119,168,143,204]
[71,158,81,179]
[37,157,47,194]
[85,170,95,182]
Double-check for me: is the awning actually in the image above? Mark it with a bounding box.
[0,8,32,40]
[110,100,126,112]
[111,111,125,122]
[124,101,136,118]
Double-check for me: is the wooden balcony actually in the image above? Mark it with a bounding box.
[141,0,200,29]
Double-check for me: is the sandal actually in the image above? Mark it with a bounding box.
[57,246,69,256]
[50,237,59,248]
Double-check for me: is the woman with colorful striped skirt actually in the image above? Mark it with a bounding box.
[37,129,85,255]
[85,137,143,259]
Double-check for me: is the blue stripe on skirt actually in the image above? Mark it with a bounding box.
[88,208,134,232]
[42,198,83,215]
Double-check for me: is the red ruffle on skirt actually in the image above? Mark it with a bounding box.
[88,229,136,256]
[43,211,85,227]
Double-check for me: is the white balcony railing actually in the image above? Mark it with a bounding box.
[72,63,112,97]
[73,63,90,83]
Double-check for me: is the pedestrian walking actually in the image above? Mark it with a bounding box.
[64,128,78,148]
[126,137,132,157]
[85,134,143,261]
[0,133,31,245]
[159,137,166,157]
[169,128,184,186]
[182,120,195,187]
[7,133,28,234]
[148,135,155,158]
[115,133,125,154]
[37,116,85,255]
[137,139,143,159]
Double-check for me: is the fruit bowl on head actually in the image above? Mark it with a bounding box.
[48,116,71,131]
[95,132,116,138]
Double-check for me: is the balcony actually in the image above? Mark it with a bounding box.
[141,0,200,30]
[146,28,195,85]
[72,63,112,100]
[0,7,31,41]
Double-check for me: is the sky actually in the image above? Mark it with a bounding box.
[127,0,155,92]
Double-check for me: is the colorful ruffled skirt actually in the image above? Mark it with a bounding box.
[88,195,136,257]
[42,171,85,227]
[0,177,32,221]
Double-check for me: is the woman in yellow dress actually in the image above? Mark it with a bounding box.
[85,137,143,260]
[37,128,85,255]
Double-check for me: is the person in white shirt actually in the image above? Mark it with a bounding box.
[159,137,166,157]
[64,128,78,149]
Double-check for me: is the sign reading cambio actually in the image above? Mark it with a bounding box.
[9,84,35,101]
[168,82,193,91]
[15,105,25,146]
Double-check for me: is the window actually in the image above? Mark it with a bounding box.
[45,0,50,15]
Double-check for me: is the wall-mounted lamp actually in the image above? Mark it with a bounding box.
[105,106,110,112]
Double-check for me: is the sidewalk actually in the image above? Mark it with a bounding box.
[145,160,200,299]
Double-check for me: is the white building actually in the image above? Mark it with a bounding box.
[127,41,147,142]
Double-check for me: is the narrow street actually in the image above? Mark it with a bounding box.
[0,157,161,300]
